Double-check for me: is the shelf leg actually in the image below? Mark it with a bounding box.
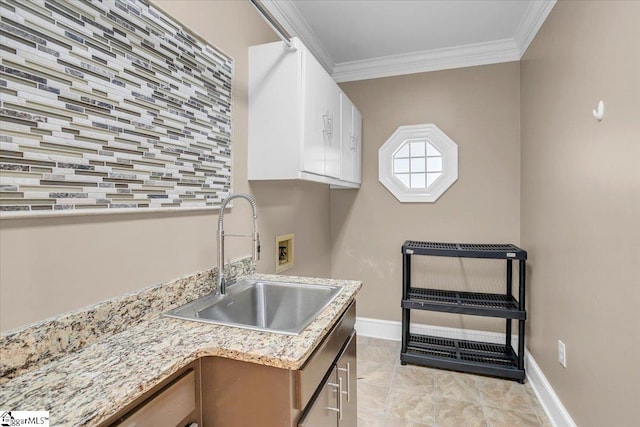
[401,308,409,365]
[518,260,526,372]
[505,259,513,350]
[401,253,411,365]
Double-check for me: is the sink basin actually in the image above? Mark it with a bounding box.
[164,278,342,335]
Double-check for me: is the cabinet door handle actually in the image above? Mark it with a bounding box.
[337,377,343,420]
[322,112,333,138]
[337,362,351,401]
[326,378,343,420]
[350,135,358,152]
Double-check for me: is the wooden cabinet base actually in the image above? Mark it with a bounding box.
[99,303,357,427]
[202,302,356,427]
[100,361,202,427]
[201,356,299,427]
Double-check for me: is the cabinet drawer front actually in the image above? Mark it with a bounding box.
[297,366,339,427]
[116,370,196,427]
[295,302,355,409]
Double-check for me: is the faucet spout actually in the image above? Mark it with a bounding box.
[217,193,260,295]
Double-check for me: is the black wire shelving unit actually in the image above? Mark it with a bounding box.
[401,241,527,382]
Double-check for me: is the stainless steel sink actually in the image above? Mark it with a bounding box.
[164,278,342,335]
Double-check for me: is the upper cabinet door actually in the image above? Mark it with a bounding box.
[302,49,341,178]
[248,41,303,180]
[340,94,362,184]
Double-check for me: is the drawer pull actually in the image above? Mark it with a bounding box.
[338,362,351,401]
[326,378,344,420]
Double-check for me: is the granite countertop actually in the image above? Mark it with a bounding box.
[0,274,361,426]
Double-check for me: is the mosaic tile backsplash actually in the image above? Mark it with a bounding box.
[0,0,233,216]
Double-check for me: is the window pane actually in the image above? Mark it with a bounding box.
[410,173,426,188]
[426,157,442,172]
[395,143,410,158]
[394,158,410,173]
[410,141,425,157]
[396,173,410,187]
[426,172,441,187]
[410,157,425,172]
[426,142,440,156]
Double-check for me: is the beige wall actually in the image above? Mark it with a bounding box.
[0,1,332,332]
[3,4,638,424]
[521,1,640,425]
[332,62,521,331]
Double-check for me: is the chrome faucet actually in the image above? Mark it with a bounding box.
[217,193,260,295]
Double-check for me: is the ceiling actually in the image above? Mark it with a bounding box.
[261,0,556,82]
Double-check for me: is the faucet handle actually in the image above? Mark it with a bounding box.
[254,232,261,262]
[219,276,226,295]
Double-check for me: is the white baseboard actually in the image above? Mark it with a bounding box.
[355,316,403,341]
[525,349,577,427]
[355,316,519,347]
[355,316,576,427]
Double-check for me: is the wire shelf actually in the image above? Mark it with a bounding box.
[402,241,527,260]
[402,333,524,380]
[403,287,526,319]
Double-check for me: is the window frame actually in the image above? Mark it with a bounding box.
[378,124,458,203]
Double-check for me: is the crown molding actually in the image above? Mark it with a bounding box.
[514,0,557,56]
[333,39,520,83]
[263,0,556,83]
[261,0,335,73]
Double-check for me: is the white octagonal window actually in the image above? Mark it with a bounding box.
[379,124,458,202]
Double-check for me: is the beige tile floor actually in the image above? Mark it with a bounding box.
[356,336,552,427]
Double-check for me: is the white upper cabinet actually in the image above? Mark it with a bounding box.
[340,94,362,185]
[248,38,360,188]
[302,48,341,178]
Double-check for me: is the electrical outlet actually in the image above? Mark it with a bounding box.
[558,340,567,368]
